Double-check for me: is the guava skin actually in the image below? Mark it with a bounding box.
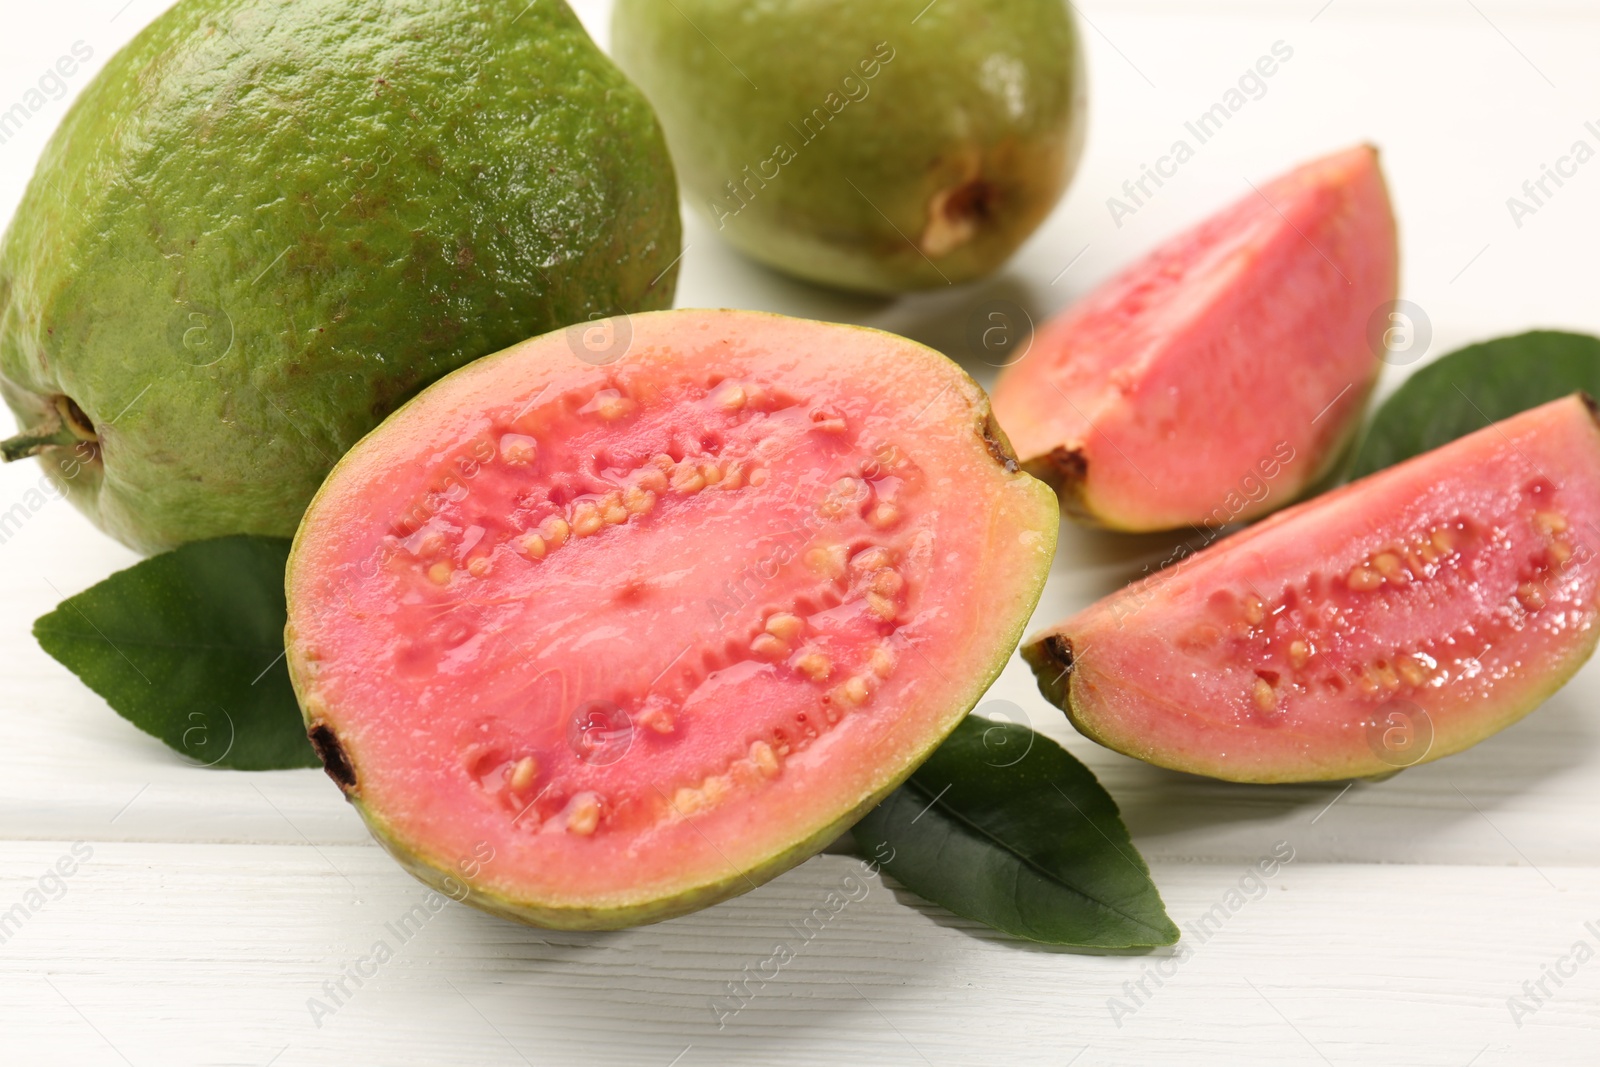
[612,0,1086,294]
[0,0,681,554]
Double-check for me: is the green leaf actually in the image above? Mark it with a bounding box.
[1350,330,1600,479]
[853,714,1178,948]
[34,535,316,770]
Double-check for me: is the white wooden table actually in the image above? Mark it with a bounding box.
[4,1,1600,1063]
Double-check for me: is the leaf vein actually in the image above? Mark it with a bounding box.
[904,778,1169,937]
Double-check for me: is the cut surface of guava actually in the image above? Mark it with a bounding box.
[1023,396,1600,783]
[992,144,1397,532]
[287,309,1058,928]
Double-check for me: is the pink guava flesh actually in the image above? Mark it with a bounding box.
[993,143,1398,532]
[1024,396,1600,783]
[286,310,1058,928]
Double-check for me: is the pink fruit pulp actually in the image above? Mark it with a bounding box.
[287,309,1058,927]
[1025,396,1600,782]
[993,143,1398,531]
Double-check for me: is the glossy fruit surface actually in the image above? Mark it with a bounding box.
[612,0,1086,293]
[0,0,680,553]
[287,309,1058,928]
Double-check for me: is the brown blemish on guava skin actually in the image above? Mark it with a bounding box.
[58,395,97,441]
[309,722,359,796]
[1045,445,1087,485]
[1022,444,1096,520]
[1020,633,1078,710]
[0,393,101,463]
[1041,634,1075,678]
[920,177,995,258]
[980,413,1020,473]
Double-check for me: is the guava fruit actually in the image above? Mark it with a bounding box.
[0,0,681,555]
[285,309,1058,929]
[992,144,1397,532]
[1022,395,1600,784]
[611,0,1086,294]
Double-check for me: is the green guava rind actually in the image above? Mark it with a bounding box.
[355,775,900,930]
[0,0,681,554]
[611,0,1086,294]
[1026,626,1600,786]
[285,309,1060,929]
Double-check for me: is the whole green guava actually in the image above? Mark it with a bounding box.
[611,0,1086,294]
[0,0,681,554]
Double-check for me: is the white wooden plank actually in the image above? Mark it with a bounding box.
[1,843,1597,1066]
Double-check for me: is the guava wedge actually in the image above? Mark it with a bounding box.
[286,309,1058,928]
[0,0,680,554]
[992,144,1397,532]
[1022,395,1600,783]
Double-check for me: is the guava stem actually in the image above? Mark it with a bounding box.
[1,424,82,462]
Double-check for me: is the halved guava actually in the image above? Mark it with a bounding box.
[992,144,1397,532]
[1023,396,1600,783]
[286,309,1057,928]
